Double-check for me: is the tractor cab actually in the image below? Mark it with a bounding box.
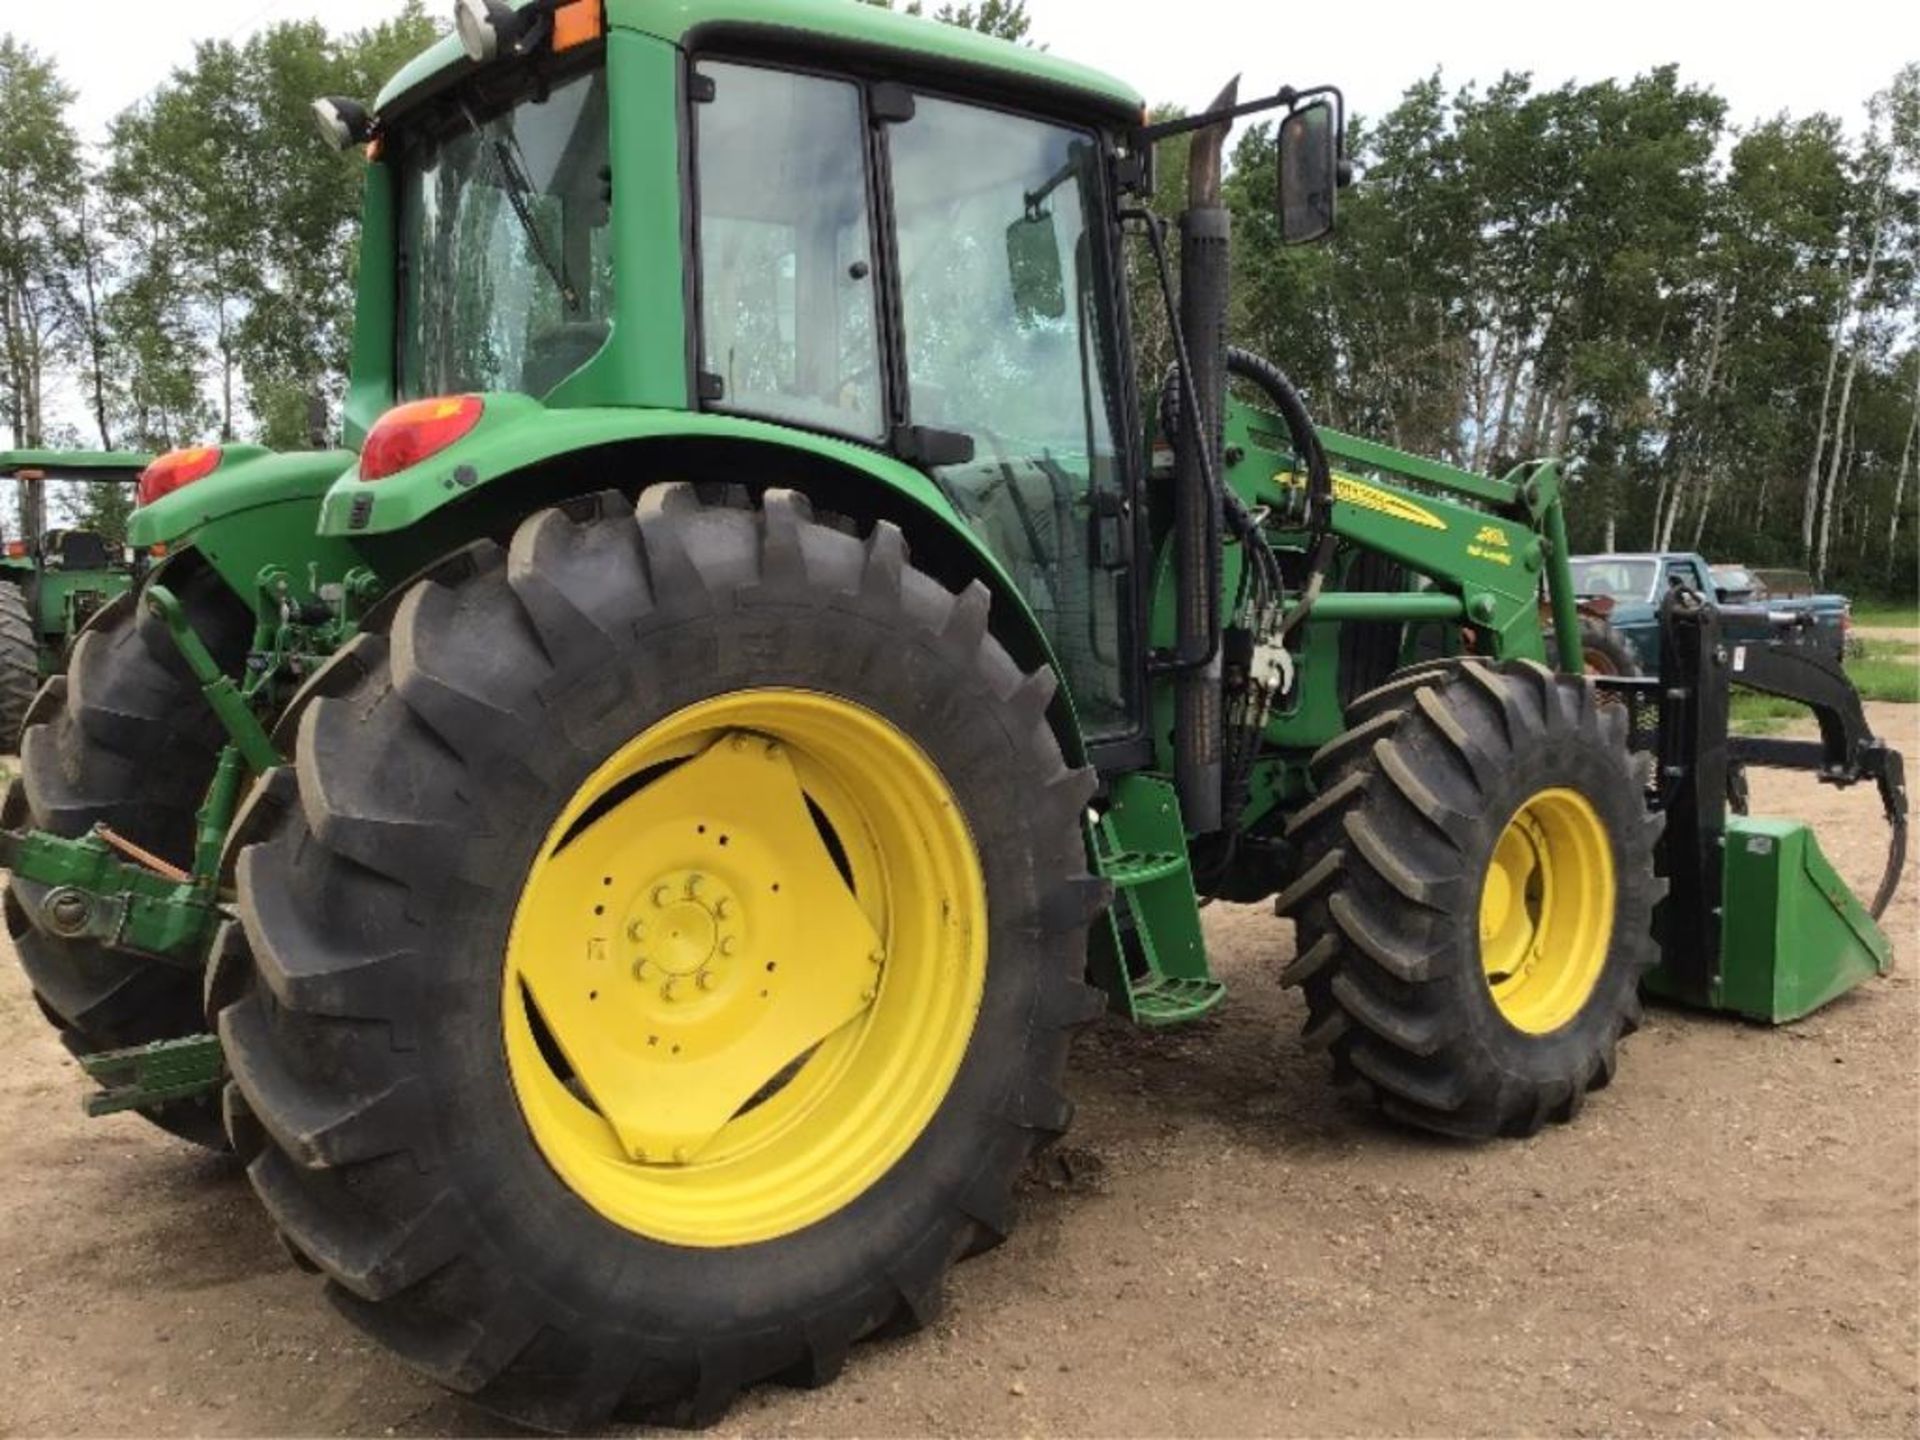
[0,450,149,739]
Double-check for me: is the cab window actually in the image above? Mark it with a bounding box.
[694,64,883,440]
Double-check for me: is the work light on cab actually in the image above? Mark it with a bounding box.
[136,446,222,507]
[359,395,485,481]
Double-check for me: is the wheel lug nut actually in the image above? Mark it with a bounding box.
[764,740,782,760]
[697,970,716,991]
[651,885,672,908]
[869,948,885,965]
[714,898,732,920]
[661,976,679,1001]
[719,936,737,957]
[861,986,877,1002]
[633,957,649,979]
[685,873,704,897]
[627,919,646,941]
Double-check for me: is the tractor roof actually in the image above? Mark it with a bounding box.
[0,449,151,483]
[376,0,1143,123]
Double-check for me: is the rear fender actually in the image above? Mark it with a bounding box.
[319,400,1087,762]
[127,448,365,622]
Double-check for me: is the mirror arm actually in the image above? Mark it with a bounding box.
[1139,83,1344,146]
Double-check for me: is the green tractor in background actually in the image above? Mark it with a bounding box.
[0,451,151,744]
[1,0,1906,1428]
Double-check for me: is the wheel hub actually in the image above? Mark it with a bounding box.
[631,870,742,1001]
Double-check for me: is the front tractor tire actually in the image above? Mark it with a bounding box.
[216,485,1105,1430]
[5,565,251,1148]
[1279,660,1662,1138]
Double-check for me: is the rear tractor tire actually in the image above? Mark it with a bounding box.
[0,581,38,749]
[5,564,252,1148]
[1545,615,1641,679]
[216,485,1106,1430]
[1278,659,1662,1138]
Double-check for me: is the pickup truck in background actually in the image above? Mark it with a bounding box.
[1569,551,1851,669]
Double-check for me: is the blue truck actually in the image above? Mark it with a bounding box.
[1570,551,1852,669]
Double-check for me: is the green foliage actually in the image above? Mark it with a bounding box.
[1214,64,1920,597]
[859,0,1034,42]
[0,36,83,451]
[98,2,441,448]
[63,480,136,548]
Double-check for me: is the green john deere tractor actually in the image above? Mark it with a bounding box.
[0,450,150,744]
[1,0,1906,1428]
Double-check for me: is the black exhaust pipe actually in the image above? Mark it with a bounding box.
[1173,76,1238,835]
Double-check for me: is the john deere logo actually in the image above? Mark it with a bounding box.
[1468,523,1515,567]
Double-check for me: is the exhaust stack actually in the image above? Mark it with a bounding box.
[1172,76,1239,835]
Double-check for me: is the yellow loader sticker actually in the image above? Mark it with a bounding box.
[1468,524,1514,567]
[1277,469,1448,531]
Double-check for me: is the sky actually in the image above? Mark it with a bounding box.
[9,0,1915,146]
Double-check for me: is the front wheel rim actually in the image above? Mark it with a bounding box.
[504,688,986,1247]
[1477,787,1616,1034]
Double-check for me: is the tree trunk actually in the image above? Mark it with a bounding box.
[1490,348,1525,466]
[1802,260,1851,552]
[76,188,113,451]
[1888,364,1918,583]
[1815,210,1885,585]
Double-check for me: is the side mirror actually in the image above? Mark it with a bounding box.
[1005,209,1066,325]
[1277,99,1339,246]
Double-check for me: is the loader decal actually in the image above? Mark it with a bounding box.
[1276,469,1449,531]
[1468,523,1515,566]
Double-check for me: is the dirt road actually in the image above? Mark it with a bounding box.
[2,704,1915,1437]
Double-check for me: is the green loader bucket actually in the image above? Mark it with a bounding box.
[1648,815,1893,1023]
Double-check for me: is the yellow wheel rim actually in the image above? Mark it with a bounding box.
[503,689,986,1247]
[1477,787,1615,1035]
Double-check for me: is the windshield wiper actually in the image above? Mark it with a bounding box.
[465,103,580,313]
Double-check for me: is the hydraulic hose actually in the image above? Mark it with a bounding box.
[1157,345,1335,639]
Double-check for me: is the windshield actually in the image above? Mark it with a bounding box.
[396,66,613,401]
[1571,558,1657,603]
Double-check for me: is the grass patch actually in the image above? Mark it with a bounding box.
[1730,690,1808,735]
[1847,600,1920,629]
[1847,653,1920,703]
[1729,639,1917,732]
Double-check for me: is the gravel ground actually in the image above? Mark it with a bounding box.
[0,702,1914,1438]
